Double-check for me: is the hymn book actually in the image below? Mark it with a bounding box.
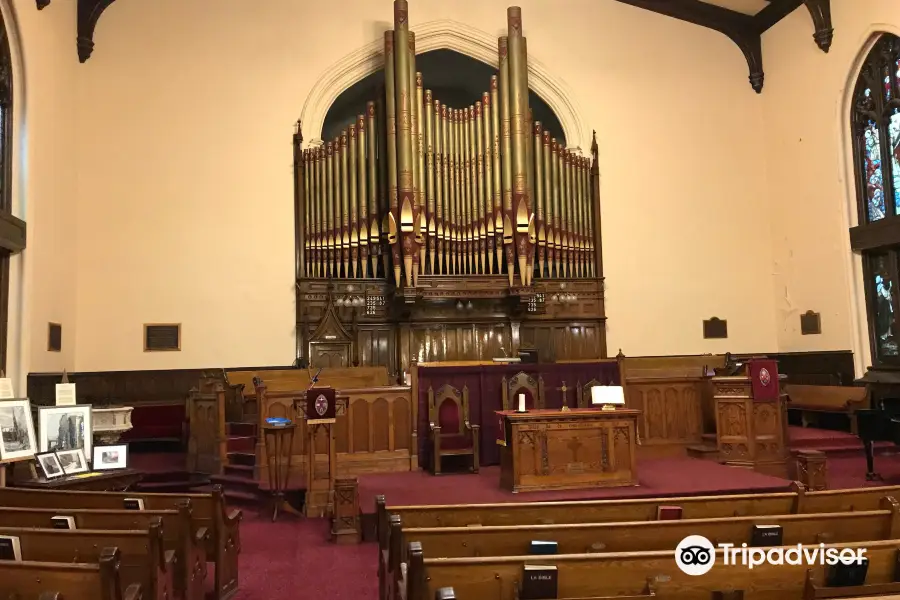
[520,565,558,600]
[0,535,21,561]
[529,541,558,555]
[750,525,783,547]
[51,516,76,530]
[123,498,145,511]
[828,557,869,587]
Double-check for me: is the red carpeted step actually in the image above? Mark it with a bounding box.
[227,435,256,454]
[686,445,719,461]
[227,422,257,437]
[228,451,256,467]
[700,433,717,443]
[223,463,255,479]
[222,489,260,507]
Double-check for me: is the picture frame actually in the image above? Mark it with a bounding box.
[38,404,92,461]
[0,399,37,462]
[35,451,64,479]
[92,444,128,471]
[56,448,89,475]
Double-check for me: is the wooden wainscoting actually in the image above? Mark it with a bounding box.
[256,385,412,485]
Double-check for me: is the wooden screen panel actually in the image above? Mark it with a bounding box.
[350,398,370,453]
[357,327,394,370]
[372,398,390,451]
[410,324,510,363]
[393,397,410,450]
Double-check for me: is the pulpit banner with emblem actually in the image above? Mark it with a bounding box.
[306,387,336,424]
[496,412,507,446]
[749,360,779,402]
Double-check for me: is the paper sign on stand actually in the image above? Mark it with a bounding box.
[0,378,14,399]
[55,383,76,406]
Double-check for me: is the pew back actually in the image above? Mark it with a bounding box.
[0,547,141,600]
[406,539,900,600]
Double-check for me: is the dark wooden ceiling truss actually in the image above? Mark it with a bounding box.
[37,0,832,91]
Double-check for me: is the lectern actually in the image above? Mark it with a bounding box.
[711,359,789,478]
[295,387,346,518]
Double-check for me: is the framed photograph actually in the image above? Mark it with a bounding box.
[35,451,64,479]
[56,448,88,475]
[0,399,37,462]
[92,444,128,471]
[38,404,92,461]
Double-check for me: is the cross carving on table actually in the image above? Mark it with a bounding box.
[557,380,569,409]
[567,436,583,462]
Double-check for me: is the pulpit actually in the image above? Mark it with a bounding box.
[711,360,789,478]
[497,408,640,492]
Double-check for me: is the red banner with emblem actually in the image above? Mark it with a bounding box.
[496,412,507,446]
[749,359,779,401]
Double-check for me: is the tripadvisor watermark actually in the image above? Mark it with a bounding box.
[675,535,867,576]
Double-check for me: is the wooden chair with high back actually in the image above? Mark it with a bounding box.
[576,378,604,409]
[501,371,545,411]
[427,385,480,475]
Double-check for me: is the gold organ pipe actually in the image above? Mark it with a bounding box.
[542,131,553,278]
[454,108,463,275]
[325,141,334,278]
[550,139,561,278]
[583,155,594,277]
[472,105,480,274]
[394,1,414,287]
[448,108,457,274]
[534,121,545,279]
[440,104,450,275]
[570,150,579,278]
[357,115,368,278]
[561,148,571,278]
[591,132,601,278]
[349,123,360,278]
[498,37,514,285]
[301,149,309,279]
[580,155,589,277]
[474,102,484,274]
[482,91,495,275]
[340,129,350,278]
[525,108,535,284]
[367,102,380,278]
[460,107,469,274]
[434,99,444,275]
[384,31,401,286]
[573,153,582,278]
[308,148,316,278]
[424,89,435,275]
[414,68,425,279]
[317,146,326,278]
[507,7,530,285]
[490,76,502,275]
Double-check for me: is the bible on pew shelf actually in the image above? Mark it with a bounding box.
[0,535,21,561]
[123,498,144,511]
[529,541,558,555]
[750,525,783,547]
[828,557,869,587]
[51,516,76,530]
[521,565,557,600]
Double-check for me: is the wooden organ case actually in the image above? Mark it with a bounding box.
[293,1,607,375]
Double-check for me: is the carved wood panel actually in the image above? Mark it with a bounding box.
[409,323,511,364]
[626,381,703,445]
[520,322,605,361]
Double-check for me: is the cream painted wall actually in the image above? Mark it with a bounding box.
[69,0,778,370]
[761,0,900,375]
[3,0,80,387]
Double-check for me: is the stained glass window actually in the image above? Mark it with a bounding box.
[871,254,899,358]
[852,35,900,221]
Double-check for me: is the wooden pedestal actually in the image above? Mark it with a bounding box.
[795,449,827,491]
[712,376,789,478]
[304,421,336,518]
[331,476,361,545]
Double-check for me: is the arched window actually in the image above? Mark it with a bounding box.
[849,34,900,365]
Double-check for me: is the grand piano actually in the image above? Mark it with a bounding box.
[857,396,900,480]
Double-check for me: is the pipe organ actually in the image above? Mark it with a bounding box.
[294,1,607,372]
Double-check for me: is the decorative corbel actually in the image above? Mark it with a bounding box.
[77,0,117,63]
[36,0,50,9]
[802,0,833,53]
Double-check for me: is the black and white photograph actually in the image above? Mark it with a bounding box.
[92,444,128,471]
[38,405,92,460]
[0,399,37,462]
[35,451,64,479]
[56,448,88,475]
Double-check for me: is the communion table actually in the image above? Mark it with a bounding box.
[497,408,640,493]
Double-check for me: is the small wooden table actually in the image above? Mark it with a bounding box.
[497,408,640,493]
[261,424,296,521]
[16,468,143,491]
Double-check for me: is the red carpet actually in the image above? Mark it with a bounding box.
[357,458,792,513]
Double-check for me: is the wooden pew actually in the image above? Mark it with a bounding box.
[0,485,240,600]
[0,521,173,600]
[396,501,900,559]
[0,502,207,600]
[0,548,141,600]
[785,384,868,433]
[403,539,900,600]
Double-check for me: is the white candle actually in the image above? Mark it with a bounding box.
[518,393,525,412]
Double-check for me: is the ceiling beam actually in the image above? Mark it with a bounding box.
[77,0,117,62]
[615,0,765,92]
